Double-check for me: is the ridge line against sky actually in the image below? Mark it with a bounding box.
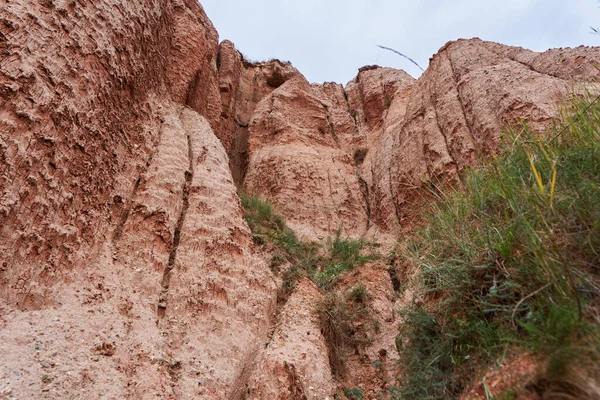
[200,0,600,84]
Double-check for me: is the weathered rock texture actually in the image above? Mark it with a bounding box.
[335,262,401,398]
[215,40,302,185]
[2,0,600,398]
[384,39,600,224]
[243,76,369,240]
[0,1,278,398]
[0,0,220,309]
[247,278,335,400]
[237,39,600,239]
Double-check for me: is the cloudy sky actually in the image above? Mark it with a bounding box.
[201,0,600,84]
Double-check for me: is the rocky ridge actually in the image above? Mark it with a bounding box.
[1,0,600,398]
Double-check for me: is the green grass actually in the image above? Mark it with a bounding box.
[343,387,364,400]
[314,227,380,289]
[347,283,370,304]
[394,96,600,399]
[239,191,319,292]
[240,192,383,376]
[238,192,379,292]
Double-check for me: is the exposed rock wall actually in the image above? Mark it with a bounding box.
[247,278,335,400]
[0,101,278,399]
[243,77,369,240]
[215,40,302,184]
[336,262,400,398]
[0,0,220,309]
[0,1,278,398]
[155,108,277,398]
[387,39,600,222]
[237,40,600,239]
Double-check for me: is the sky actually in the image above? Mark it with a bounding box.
[200,0,600,84]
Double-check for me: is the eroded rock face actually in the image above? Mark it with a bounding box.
[0,0,220,309]
[215,40,302,184]
[156,108,277,399]
[336,262,400,398]
[244,77,369,241]
[385,39,600,223]
[345,66,416,137]
[0,101,278,399]
[2,1,600,398]
[247,278,335,400]
[0,1,278,398]
[239,39,600,238]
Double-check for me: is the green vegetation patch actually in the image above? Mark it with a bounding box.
[394,95,600,399]
[238,192,379,292]
[314,228,380,289]
[343,387,364,400]
[239,191,383,377]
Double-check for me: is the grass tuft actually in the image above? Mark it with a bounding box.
[239,191,319,293]
[239,193,379,293]
[314,227,380,289]
[347,284,370,304]
[343,387,364,400]
[394,95,600,399]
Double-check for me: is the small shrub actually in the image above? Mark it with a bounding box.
[317,284,378,378]
[343,387,364,400]
[373,320,381,334]
[239,193,382,314]
[315,227,380,289]
[269,253,286,273]
[347,284,370,304]
[281,264,302,292]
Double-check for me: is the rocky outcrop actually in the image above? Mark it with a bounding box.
[215,40,302,184]
[349,68,416,233]
[384,39,600,223]
[243,76,369,241]
[0,101,278,399]
[0,1,278,398]
[247,278,335,400]
[216,42,417,241]
[238,40,600,239]
[345,66,416,138]
[155,108,277,399]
